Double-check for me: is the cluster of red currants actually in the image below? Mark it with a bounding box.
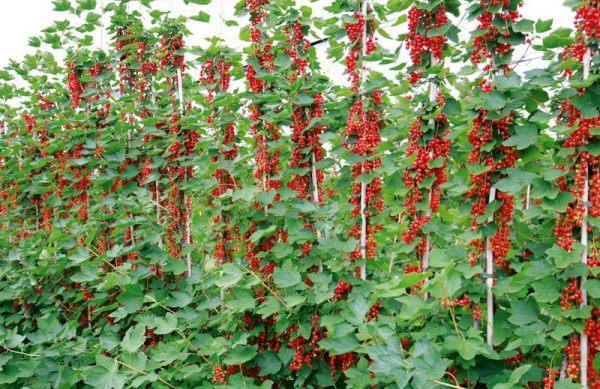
[289,314,326,371]
[333,279,352,301]
[406,5,448,66]
[561,278,583,310]
[503,348,522,364]
[471,1,522,65]
[541,368,558,389]
[467,108,517,269]
[344,88,384,261]
[67,62,83,108]
[574,0,599,39]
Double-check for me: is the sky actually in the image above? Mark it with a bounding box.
[0,0,574,75]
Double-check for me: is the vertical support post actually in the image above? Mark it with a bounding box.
[177,69,192,278]
[311,153,323,272]
[358,0,369,281]
[486,186,496,347]
[580,47,591,389]
[422,53,439,299]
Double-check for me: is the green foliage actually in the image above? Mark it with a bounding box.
[0,0,598,388]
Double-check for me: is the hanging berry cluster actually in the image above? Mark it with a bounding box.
[554,0,599,254]
[245,0,280,198]
[406,3,448,82]
[159,23,197,261]
[343,2,383,263]
[200,50,239,265]
[284,18,327,260]
[242,0,286,328]
[402,1,451,277]
[115,22,156,97]
[286,21,325,203]
[466,0,523,272]
[554,1,599,385]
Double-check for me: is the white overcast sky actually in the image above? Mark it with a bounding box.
[0,0,574,74]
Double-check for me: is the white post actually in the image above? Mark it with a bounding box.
[486,186,496,347]
[359,179,367,280]
[579,47,591,389]
[311,153,324,272]
[262,173,269,215]
[358,0,369,281]
[176,70,184,113]
[422,53,439,299]
[310,153,320,205]
[525,184,530,210]
[177,69,192,278]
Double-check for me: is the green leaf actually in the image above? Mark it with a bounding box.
[121,324,146,353]
[494,169,537,195]
[69,246,91,263]
[513,19,534,33]
[294,93,315,106]
[257,189,276,206]
[532,278,561,303]
[274,53,292,69]
[232,187,258,202]
[52,0,71,11]
[443,336,482,360]
[154,313,177,335]
[217,263,243,288]
[224,345,258,365]
[584,280,600,299]
[346,295,370,323]
[508,299,539,326]
[190,10,210,22]
[542,191,574,212]
[166,291,192,308]
[502,124,538,150]
[368,340,410,387]
[429,248,449,268]
[116,284,144,314]
[319,333,360,355]
[495,73,521,90]
[272,262,301,288]
[543,28,573,48]
[228,289,256,312]
[546,245,580,268]
[83,362,126,389]
[427,22,451,37]
[256,351,281,376]
[482,92,506,111]
[249,225,276,243]
[76,0,96,10]
[493,364,531,389]
[535,19,553,33]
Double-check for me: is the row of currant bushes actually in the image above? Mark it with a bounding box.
[0,0,598,388]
